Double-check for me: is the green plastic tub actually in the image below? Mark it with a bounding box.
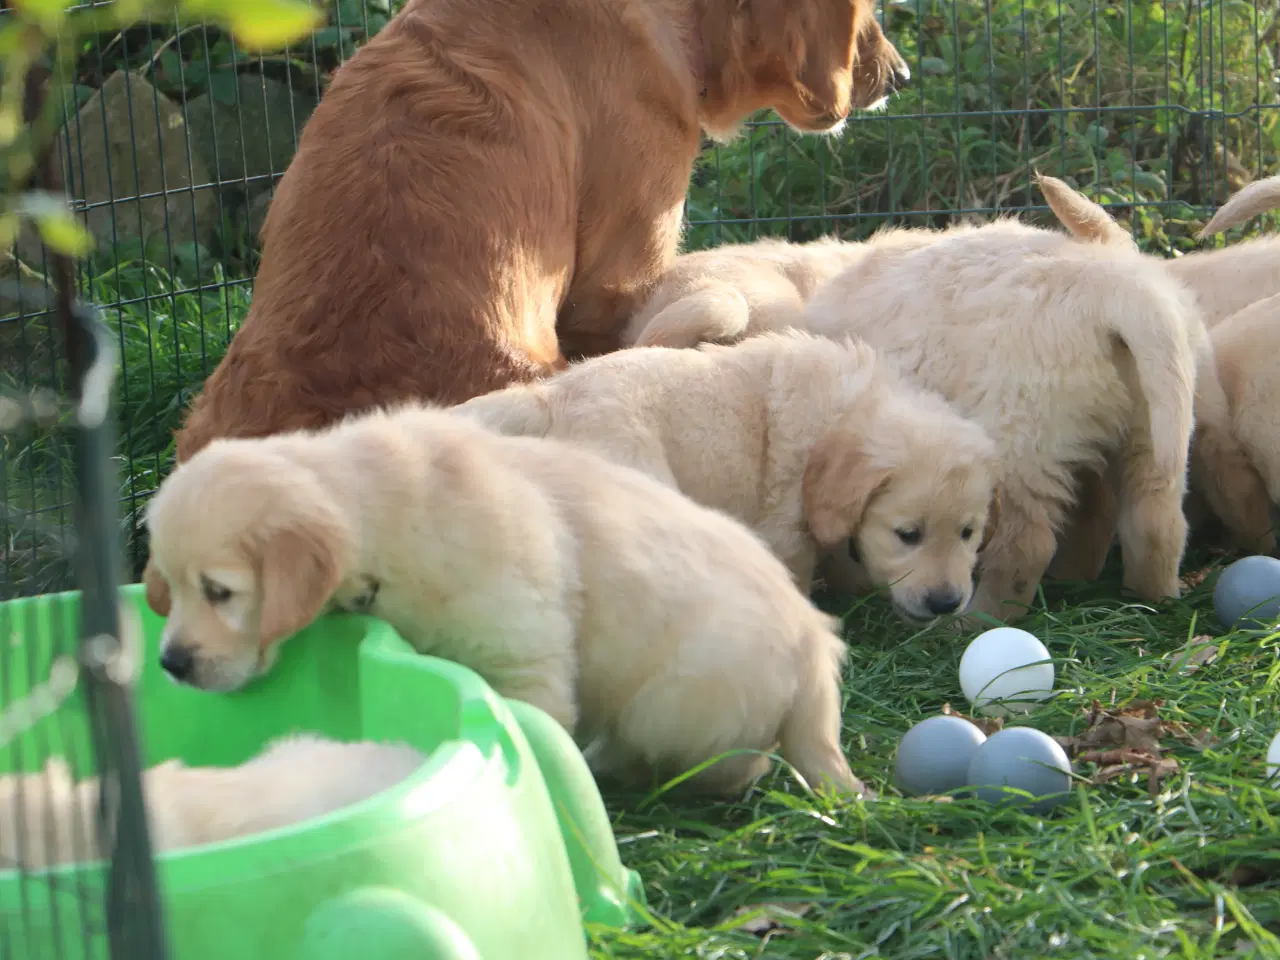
[0,584,645,959]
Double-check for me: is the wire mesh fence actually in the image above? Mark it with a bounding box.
[1,298,168,958]
[3,0,1280,601]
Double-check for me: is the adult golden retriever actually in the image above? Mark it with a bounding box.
[172,0,909,464]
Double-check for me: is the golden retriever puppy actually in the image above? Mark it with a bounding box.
[622,230,954,349]
[142,408,866,799]
[622,228,982,350]
[454,331,1000,621]
[1189,293,1280,553]
[802,192,1207,623]
[1168,174,1280,328]
[172,0,912,467]
[0,736,423,870]
[1039,172,1280,330]
[1036,176,1271,574]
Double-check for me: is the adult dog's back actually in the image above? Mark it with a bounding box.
[173,0,909,463]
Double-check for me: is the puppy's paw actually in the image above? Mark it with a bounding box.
[1122,568,1181,602]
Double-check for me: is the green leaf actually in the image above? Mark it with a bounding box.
[13,0,68,31]
[335,0,366,26]
[310,26,359,51]
[158,49,184,83]
[208,69,239,106]
[0,213,19,250]
[18,192,93,258]
[0,105,20,147]
[208,0,325,52]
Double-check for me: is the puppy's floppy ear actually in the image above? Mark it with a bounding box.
[803,428,892,547]
[254,508,352,647]
[979,486,1001,552]
[143,558,172,617]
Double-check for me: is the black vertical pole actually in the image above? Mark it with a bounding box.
[23,62,170,960]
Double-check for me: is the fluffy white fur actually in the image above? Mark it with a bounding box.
[142,407,866,798]
[1036,174,1273,573]
[453,330,1000,622]
[1170,174,1280,327]
[1187,293,1280,554]
[802,192,1208,623]
[0,735,423,870]
[621,230,965,349]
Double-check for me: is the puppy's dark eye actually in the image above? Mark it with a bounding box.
[201,576,232,605]
[961,526,975,541]
[895,528,922,546]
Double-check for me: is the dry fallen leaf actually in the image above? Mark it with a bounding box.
[1180,566,1212,590]
[732,902,813,937]
[1170,635,1220,675]
[1053,700,1183,794]
[940,702,1004,736]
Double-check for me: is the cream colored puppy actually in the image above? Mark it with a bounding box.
[803,188,1206,623]
[142,407,865,798]
[0,736,423,870]
[454,331,1000,622]
[1169,175,1280,327]
[1178,174,1280,552]
[622,230,962,349]
[1037,176,1272,573]
[1039,172,1280,329]
[1190,293,1280,553]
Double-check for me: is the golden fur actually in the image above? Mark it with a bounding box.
[173,0,910,465]
[622,228,969,349]
[1169,174,1280,327]
[1191,293,1280,553]
[454,330,999,621]
[1037,175,1275,572]
[143,407,867,798]
[1040,171,1280,330]
[801,187,1207,623]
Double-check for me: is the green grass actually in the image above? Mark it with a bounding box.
[589,560,1280,958]
[2,0,1279,949]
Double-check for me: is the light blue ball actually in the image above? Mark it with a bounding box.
[894,715,988,797]
[966,727,1072,814]
[1213,555,1280,632]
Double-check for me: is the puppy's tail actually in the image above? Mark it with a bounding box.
[449,384,554,438]
[1036,173,1136,249]
[777,617,873,799]
[1103,282,1199,479]
[629,286,753,349]
[1197,174,1280,238]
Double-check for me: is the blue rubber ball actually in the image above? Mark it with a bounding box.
[966,727,1072,814]
[1213,555,1280,632]
[894,715,988,797]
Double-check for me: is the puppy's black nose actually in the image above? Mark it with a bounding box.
[160,645,194,682]
[924,588,963,616]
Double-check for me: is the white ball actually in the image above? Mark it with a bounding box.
[959,627,1055,716]
[1268,730,1280,784]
